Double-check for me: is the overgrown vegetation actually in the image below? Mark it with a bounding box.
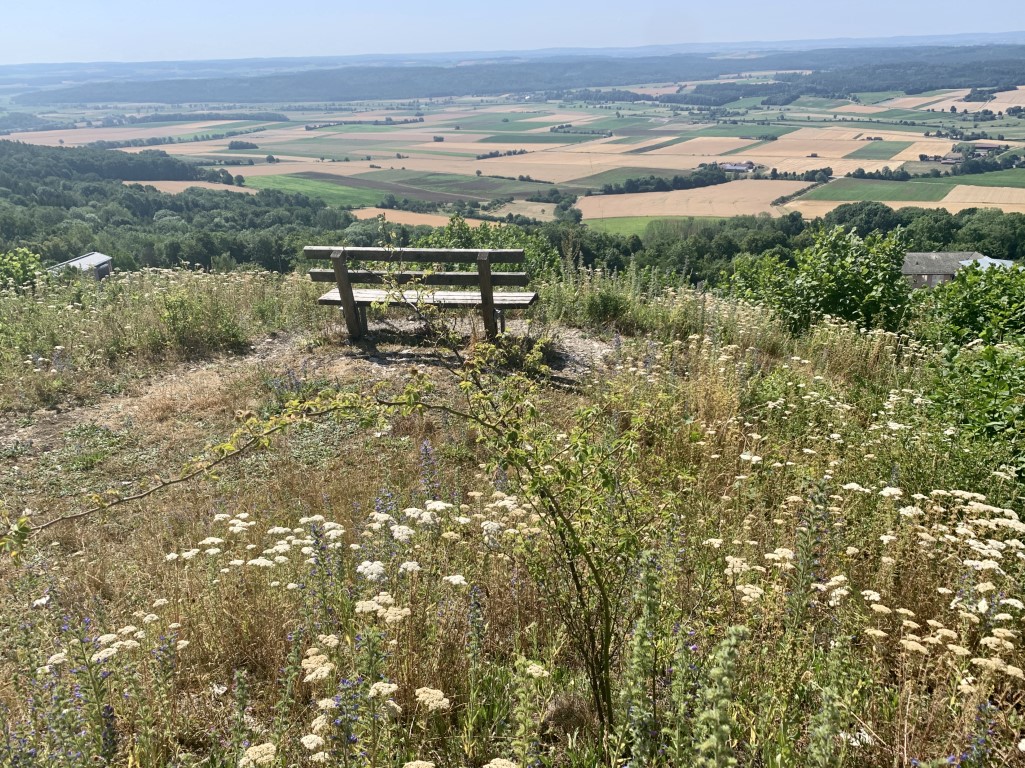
[2,181,1025,768]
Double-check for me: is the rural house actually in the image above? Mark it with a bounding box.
[48,252,113,280]
[719,161,755,172]
[900,251,1007,288]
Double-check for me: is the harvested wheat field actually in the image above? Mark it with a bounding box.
[560,136,677,154]
[647,136,761,156]
[941,184,1025,207]
[880,91,964,109]
[891,140,960,162]
[788,186,1025,217]
[832,104,891,114]
[984,85,1025,111]
[351,207,455,226]
[752,138,864,159]
[4,121,244,147]
[577,179,813,219]
[920,89,976,113]
[727,155,891,176]
[490,200,557,221]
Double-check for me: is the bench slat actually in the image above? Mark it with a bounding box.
[318,288,537,309]
[308,268,528,287]
[304,246,525,264]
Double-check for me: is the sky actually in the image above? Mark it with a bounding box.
[3,0,1023,65]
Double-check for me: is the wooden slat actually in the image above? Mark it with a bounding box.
[318,288,537,309]
[308,269,529,287]
[330,249,364,340]
[478,251,498,339]
[304,246,525,264]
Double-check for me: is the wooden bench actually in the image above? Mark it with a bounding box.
[304,246,537,340]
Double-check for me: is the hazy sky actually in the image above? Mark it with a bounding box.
[3,0,1023,65]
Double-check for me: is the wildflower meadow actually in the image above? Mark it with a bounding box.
[2,228,1025,767]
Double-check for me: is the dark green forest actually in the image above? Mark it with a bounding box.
[1,140,1023,283]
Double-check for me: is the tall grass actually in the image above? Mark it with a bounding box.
[0,269,326,410]
[1,267,1024,766]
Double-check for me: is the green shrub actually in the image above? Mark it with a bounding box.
[731,227,911,334]
[930,341,1025,470]
[0,248,42,288]
[914,261,1025,344]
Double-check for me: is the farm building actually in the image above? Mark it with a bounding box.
[901,251,1011,288]
[48,252,113,280]
[719,161,755,172]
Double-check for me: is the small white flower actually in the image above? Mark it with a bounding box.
[369,681,399,698]
[443,574,467,587]
[301,734,325,751]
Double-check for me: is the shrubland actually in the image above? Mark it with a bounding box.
[1,221,1024,768]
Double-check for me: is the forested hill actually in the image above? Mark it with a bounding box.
[0,140,358,270]
[17,45,1025,105]
[0,141,204,186]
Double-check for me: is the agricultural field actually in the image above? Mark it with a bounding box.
[577,179,814,219]
[788,169,1025,215]
[8,75,1025,221]
[843,140,915,160]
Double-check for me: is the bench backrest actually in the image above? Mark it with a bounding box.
[303,246,529,288]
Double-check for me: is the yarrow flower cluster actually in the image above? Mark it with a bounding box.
[414,686,451,712]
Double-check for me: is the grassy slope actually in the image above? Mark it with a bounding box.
[2,264,1024,767]
[246,173,384,206]
[2,266,1022,768]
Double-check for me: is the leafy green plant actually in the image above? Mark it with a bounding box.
[0,248,42,288]
[914,260,1025,344]
[731,227,911,334]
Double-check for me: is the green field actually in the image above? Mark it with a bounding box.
[356,169,554,197]
[585,215,723,237]
[312,124,404,134]
[799,178,952,201]
[175,120,273,135]
[844,140,915,160]
[931,169,1025,188]
[800,170,1025,202]
[568,167,689,188]
[724,96,774,109]
[852,91,905,105]
[477,132,599,144]
[245,174,384,206]
[793,97,852,109]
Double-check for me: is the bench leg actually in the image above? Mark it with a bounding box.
[497,309,505,334]
[358,306,368,336]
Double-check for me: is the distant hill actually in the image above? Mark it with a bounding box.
[13,44,1025,106]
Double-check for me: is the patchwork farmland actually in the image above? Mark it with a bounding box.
[9,77,1025,225]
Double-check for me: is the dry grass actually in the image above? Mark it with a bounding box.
[576,179,813,218]
[2,271,1024,766]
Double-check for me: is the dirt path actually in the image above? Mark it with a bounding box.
[0,323,614,457]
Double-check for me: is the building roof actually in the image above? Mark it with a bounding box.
[49,252,113,272]
[962,256,1015,270]
[902,251,984,275]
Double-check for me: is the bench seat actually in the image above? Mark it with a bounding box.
[318,288,537,309]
